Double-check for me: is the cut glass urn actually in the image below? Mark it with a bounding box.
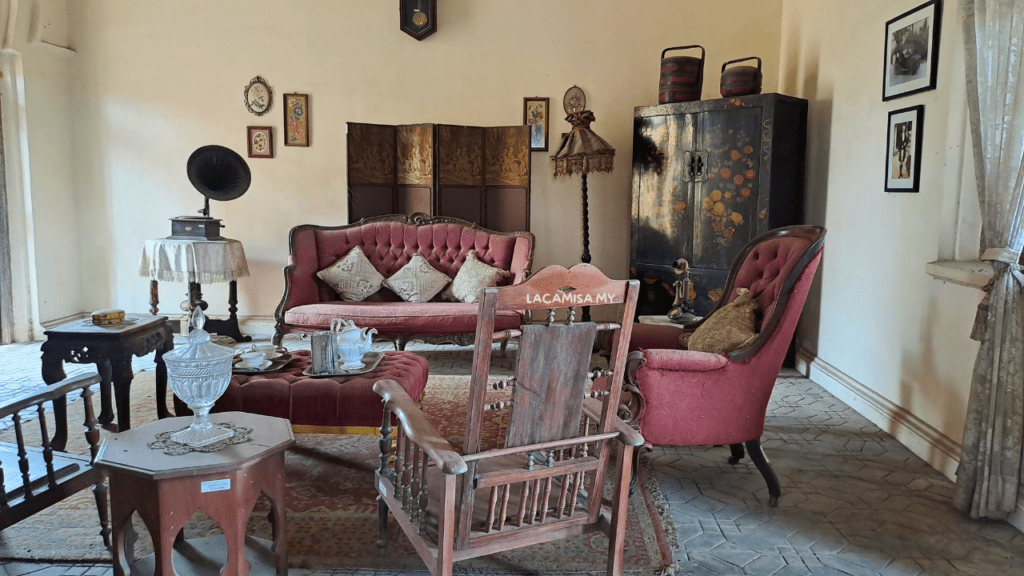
[163,307,235,447]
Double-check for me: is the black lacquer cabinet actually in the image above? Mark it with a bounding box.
[630,93,808,317]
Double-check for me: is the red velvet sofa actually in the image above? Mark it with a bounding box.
[272,213,534,349]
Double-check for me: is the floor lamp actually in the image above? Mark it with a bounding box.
[551,109,615,320]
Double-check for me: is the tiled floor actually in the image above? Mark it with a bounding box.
[1,332,1021,576]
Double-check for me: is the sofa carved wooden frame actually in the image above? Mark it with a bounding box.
[273,213,535,350]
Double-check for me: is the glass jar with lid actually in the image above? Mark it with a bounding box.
[163,307,235,446]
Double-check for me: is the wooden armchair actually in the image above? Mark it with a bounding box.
[374,264,642,576]
[0,373,110,547]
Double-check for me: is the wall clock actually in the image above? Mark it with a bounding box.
[244,76,273,116]
[400,0,437,41]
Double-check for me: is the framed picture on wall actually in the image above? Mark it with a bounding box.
[283,93,310,147]
[247,126,274,158]
[885,105,924,192]
[523,97,549,151]
[882,0,942,101]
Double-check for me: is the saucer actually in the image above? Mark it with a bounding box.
[237,359,272,371]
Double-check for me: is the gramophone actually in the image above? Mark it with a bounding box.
[170,145,251,240]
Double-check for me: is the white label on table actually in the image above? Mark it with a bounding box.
[201,478,231,493]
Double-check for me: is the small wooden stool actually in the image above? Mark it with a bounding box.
[95,412,295,576]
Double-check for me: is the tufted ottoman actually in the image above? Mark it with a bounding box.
[173,350,429,434]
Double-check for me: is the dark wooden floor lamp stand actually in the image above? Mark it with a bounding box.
[551,108,615,322]
[581,172,592,265]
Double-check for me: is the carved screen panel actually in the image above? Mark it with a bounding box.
[348,123,397,222]
[397,124,433,186]
[437,125,484,187]
[485,126,530,187]
[347,123,396,186]
[486,188,529,231]
[397,187,432,215]
[349,186,395,222]
[347,122,531,230]
[439,187,484,225]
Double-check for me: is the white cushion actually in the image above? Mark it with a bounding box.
[316,247,385,302]
[444,250,510,303]
[383,254,452,303]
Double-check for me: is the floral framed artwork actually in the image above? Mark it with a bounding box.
[523,97,549,151]
[885,105,924,192]
[284,93,309,147]
[247,126,274,158]
[882,0,941,101]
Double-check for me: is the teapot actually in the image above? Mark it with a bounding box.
[336,341,366,370]
[330,318,377,355]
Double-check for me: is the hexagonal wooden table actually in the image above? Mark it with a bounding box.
[95,412,294,576]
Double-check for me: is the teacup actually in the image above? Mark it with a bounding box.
[238,351,265,369]
[250,343,278,360]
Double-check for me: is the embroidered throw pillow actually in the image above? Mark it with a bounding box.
[316,247,385,302]
[443,250,510,303]
[685,288,760,355]
[383,254,452,303]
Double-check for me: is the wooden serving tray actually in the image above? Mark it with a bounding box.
[301,351,384,378]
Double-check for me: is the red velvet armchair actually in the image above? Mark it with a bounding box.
[623,225,825,506]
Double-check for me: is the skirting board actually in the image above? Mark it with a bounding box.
[796,347,1024,534]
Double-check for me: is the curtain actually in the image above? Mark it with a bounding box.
[954,0,1024,520]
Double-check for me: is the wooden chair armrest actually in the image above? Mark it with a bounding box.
[582,398,645,447]
[373,379,467,475]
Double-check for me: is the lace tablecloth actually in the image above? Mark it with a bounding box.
[139,238,250,284]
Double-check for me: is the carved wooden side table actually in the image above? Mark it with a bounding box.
[139,237,252,343]
[41,314,174,430]
[95,412,294,576]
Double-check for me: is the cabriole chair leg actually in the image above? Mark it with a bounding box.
[744,438,781,507]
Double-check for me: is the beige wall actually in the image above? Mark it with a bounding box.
[3,0,83,341]
[52,0,782,320]
[779,0,980,477]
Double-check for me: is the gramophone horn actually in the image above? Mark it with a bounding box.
[186,145,251,202]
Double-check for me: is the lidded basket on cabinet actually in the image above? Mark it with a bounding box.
[659,45,705,104]
[720,57,763,97]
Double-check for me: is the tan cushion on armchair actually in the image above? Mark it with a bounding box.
[685,288,760,355]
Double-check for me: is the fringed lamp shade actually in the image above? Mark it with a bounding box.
[550,110,615,270]
[551,111,616,177]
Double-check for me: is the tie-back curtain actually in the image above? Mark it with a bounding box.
[954,0,1024,520]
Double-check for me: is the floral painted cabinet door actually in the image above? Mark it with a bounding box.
[630,94,808,317]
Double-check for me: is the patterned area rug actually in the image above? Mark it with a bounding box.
[0,369,676,574]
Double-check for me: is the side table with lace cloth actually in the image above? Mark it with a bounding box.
[139,237,252,342]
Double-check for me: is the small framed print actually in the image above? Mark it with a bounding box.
[247,126,274,158]
[523,97,549,151]
[885,105,924,192]
[283,93,309,147]
[882,0,941,101]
